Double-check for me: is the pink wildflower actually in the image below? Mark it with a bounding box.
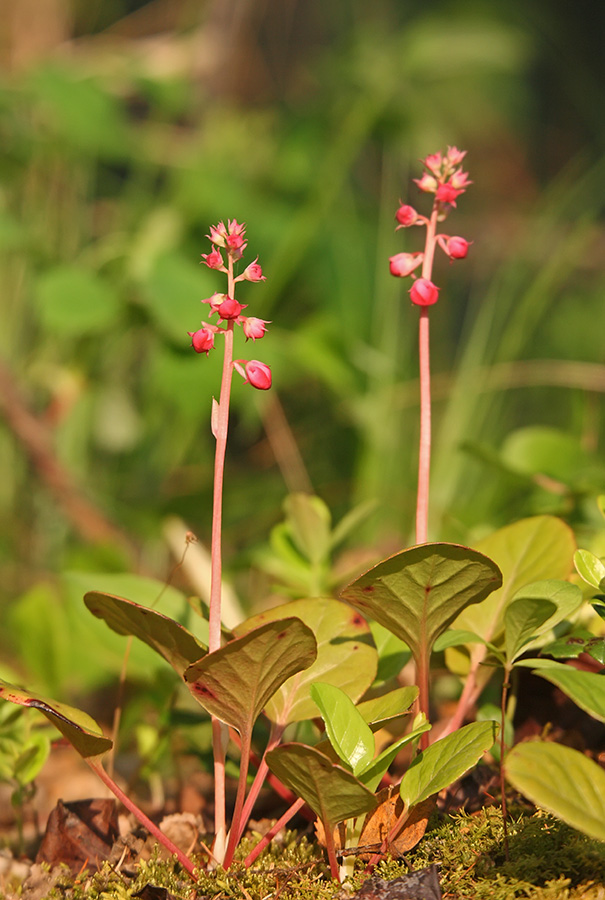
[409,278,440,307]
[241,316,270,341]
[439,235,471,259]
[395,204,420,228]
[188,324,216,355]
[234,359,272,390]
[201,247,224,270]
[413,172,438,193]
[389,252,424,278]
[242,257,266,282]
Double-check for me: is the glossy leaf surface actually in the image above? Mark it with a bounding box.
[574,549,605,591]
[266,742,376,827]
[85,591,208,676]
[505,741,605,842]
[340,543,501,662]
[234,598,376,724]
[311,683,374,776]
[400,721,496,810]
[0,680,112,759]
[184,618,317,735]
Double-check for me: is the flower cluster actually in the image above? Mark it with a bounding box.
[188,219,272,390]
[389,146,472,306]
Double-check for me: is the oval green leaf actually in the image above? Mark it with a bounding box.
[84,591,208,676]
[400,721,497,810]
[528,659,605,723]
[266,742,377,828]
[0,680,112,759]
[574,549,605,591]
[356,686,418,729]
[184,618,317,737]
[340,543,502,663]
[310,683,374,776]
[233,598,377,725]
[505,741,605,842]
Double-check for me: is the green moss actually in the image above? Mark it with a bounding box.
[357,807,605,900]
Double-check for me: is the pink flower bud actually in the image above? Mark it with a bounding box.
[423,152,443,176]
[446,146,466,166]
[413,172,438,193]
[234,359,272,390]
[444,235,471,259]
[207,222,228,247]
[450,168,472,190]
[241,316,270,340]
[201,248,224,270]
[395,204,419,228]
[409,278,440,307]
[242,257,266,282]
[188,325,216,355]
[216,296,246,320]
[389,252,424,278]
[436,181,464,205]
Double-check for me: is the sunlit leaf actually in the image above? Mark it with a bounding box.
[574,549,605,591]
[504,597,557,663]
[505,741,605,842]
[184,618,316,737]
[266,743,376,827]
[356,686,418,729]
[399,721,497,810]
[340,543,501,663]
[524,659,605,723]
[310,683,374,776]
[234,598,376,725]
[361,721,432,792]
[84,591,208,676]
[0,680,112,759]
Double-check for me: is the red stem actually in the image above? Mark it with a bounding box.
[87,759,197,878]
[243,797,306,868]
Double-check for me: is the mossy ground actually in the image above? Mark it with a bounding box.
[6,808,605,900]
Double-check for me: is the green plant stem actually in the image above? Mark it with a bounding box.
[243,796,306,868]
[209,257,237,859]
[87,759,197,878]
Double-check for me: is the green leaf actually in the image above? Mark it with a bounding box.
[84,591,208,677]
[233,598,377,725]
[310,683,374,776]
[356,686,418,729]
[527,659,605,723]
[14,733,51,786]
[370,621,411,683]
[361,721,432,792]
[340,543,501,664]
[574,549,605,591]
[35,265,121,338]
[266,743,376,828]
[504,597,557,663]
[0,681,112,759]
[448,517,576,675]
[433,629,486,652]
[184,618,317,737]
[399,721,497,810]
[505,741,605,842]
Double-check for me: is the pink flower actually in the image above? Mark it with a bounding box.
[201,248,224,270]
[202,292,228,314]
[450,168,472,190]
[207,222,229,247]
[446,146,466,166]
[435,181,465,205]
[242,257,266,282]
[395,204,419,228]
[439,235,471,259]
[413,172,438,193]
[234,359,272,390]
[241,316,270,340]
[409,278,440,307]
[188,324,216,355]
[389,252,424,278]
[216,295,246,320]
[423,152,443,176]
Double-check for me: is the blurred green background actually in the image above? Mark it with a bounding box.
[0,0,604,693]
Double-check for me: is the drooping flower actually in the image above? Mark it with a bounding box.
[241,316,270,341]
[438,235,471,260]
[395,204,420,228]
[234,359,272,390]
[435,181,465,205]
[409,278,440,307]
[241,257,266,282]
[201,248,225,270]
[188,324,217,355]
[389,252,424,278]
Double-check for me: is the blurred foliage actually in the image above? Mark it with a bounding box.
[0,0,604,696]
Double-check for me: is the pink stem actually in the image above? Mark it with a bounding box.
[234,723,285,847]
[87,759,197,878]
[243,797,306,868]
[209,256,236,848]
[223,730,252,870]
